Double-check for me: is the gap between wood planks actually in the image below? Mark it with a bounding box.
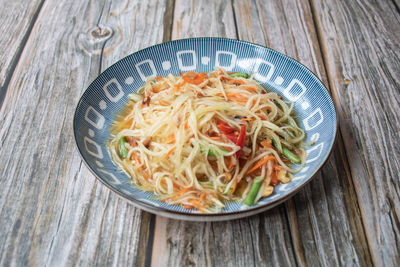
[0,0,45,109]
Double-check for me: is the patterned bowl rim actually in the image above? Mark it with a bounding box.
[73,37,338,221]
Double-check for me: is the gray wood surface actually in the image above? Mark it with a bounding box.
[311,0,400,265]
[0,0,398,266]
[0,0,44,107]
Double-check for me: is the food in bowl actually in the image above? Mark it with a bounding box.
[107,68,307,212]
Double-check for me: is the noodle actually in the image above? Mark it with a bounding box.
[107,68,307,213]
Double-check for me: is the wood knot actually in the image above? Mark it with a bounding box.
[90,25,113,40]
[78,24,120,55]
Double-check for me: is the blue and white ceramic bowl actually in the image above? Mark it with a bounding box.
[73,38,337,221]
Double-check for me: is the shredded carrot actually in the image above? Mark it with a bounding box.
[172,182,181,189]
[200,193,207,202]
[187,199,204,211]
[246,156,276,174]
[152,84,168,93]
[241,85,257,92]
[165,146,176,158]
[169,187,193,201]
[210,136,223,141]
[240,117,252,121]
[171,80,185,93]
[274,165,286,172]
[179,187,192,194]
[183,204,194,209]
[165,133,175,144]
[132,153,141,165]
[258,115,266,120]
[261,140,273,148]
[188,199,201,206]
[155,76,163,80]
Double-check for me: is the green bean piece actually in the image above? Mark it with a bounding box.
[229,72,249,78]
[244,176,264,206]
[272,139,301,164]
[208,148,228,157]
[282,147,301,164]
[119,137,128,159]
[200,144,228,157]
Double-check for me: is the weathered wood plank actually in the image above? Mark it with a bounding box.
[0,0,44,107]
[171,0,237,39]
[151,0,371,266]
[310,0,400,265]
[0,0,170,266]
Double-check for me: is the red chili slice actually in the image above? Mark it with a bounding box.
[216,120,235,134]
[235,124,246,157]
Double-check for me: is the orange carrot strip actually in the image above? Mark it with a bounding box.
[274,165,286,172]
[165,146,176,158]
[258,115,266,120]
[241,85,257,92]
[132,153,141,165]
[261,141,273,148]
[175,187,193,197]
[246,156,276,175]
[183,204,194,209]
[156,76,163,80]
[153,84,168,93]
[200,193,207,202]
[188,199,201,205]
[144,171,150,180]
[165,133,175,144]
[171,80,186,93]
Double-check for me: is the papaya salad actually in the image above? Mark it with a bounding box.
[107,68,307,213]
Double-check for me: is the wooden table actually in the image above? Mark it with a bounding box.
[0,0,399,266]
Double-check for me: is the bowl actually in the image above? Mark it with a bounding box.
[73,38,337,221]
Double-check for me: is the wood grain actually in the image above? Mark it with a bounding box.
[172,0,237,39]
[0,0,397,266]
[0,0,44,107]
[0,0,169,266]
[150,0,372,266]
[310,0,400,265]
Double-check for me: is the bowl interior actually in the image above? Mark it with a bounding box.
[73,38,336,216]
